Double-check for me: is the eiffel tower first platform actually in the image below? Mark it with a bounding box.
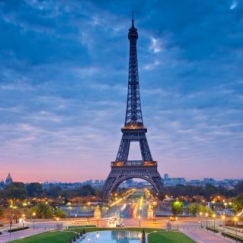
[102,16,164,201]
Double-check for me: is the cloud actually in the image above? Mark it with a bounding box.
[0,0,243,181]
[149,37,162,53]
[230,0,238,10]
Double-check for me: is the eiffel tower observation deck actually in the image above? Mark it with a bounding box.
[102,15,164,201]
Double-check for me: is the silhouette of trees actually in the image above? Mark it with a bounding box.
[26,182,43,197]
[5,182,27,200]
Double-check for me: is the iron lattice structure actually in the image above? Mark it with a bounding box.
[102,18,164,201]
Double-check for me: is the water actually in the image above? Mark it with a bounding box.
[79,230,142,243]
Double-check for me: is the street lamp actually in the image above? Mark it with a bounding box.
[221,215,226,238]
[212,214,216,234]
[96,216,99,227]
[234,216,238,243]
[176,217,179,230]
[138,215,141,227]
[205,213,209,229]
[199,212,203,228]
[67,202,72,218]
[32,212,36,229]
[22,214,25,228]
[9,206,13,235]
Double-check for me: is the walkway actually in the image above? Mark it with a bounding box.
[181,228,234,243]
[0,228,49,243]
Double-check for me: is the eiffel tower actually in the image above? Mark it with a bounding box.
[102,16,164,201]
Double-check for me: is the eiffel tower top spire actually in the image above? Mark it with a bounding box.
[131,11,135,28]
[125,13,144,128]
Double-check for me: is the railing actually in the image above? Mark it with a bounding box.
[111,160,157,167]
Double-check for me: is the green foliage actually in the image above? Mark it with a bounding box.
[30,203,54,219]
[187,203,204,216]
[5,182,27,200]
[234,182,243,195]
[206,227,219,233]
[45,186,62,198]
[43,184,97,199]
[8,226,29,233]
[76,185,95,197]
[9,231,76,243]
[167,181,242,200]
[0,206,4,218]
[148,231,194,243]
[232,193,243,213]
[203,205,213,214]
[54,208,66,218]
[171,201,184,216]
[222,231,243,242]
[204,184,218,197]
[26,183,43,197]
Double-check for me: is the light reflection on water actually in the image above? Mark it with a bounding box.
[80,230,142,243]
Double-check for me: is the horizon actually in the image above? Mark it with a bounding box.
[1,172,242,184]
[0,1,243,182]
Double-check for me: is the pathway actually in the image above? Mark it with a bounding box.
[0,228,49,243]
[181,228,234,243]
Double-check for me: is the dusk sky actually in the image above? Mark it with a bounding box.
[0,0,243,183]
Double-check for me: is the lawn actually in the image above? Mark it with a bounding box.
[9,227,195,243]
[148,231,195,243]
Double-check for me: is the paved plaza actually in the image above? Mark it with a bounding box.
[0,228,49,243]
[0,226,239,243]
[181,228,235,243]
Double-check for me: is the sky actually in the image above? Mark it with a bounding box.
[0,0,243,183]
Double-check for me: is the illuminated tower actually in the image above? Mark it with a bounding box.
[102,16,163,201]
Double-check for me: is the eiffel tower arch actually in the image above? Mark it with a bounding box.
[102,16,164,201]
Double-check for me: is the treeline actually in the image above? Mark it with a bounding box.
[164,181,243,201]
[0,182,97,201]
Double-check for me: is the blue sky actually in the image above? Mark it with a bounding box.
[0,0,243,182]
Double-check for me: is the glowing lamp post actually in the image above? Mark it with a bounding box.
[212,214,216,234]
[32,212,36,229]
[22,214,25,228]
[138,215,141,227]
[221,215,226,237]
[205,213,209,229]
[234,217,238,243]
[199,212,203,228]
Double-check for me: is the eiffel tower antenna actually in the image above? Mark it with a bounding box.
[132,11,134,27]
[102,17,164,202]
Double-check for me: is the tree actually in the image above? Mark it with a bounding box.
[204,184,218,200]
[26,183,43,197]
[232,193,243,214]
[187,203,204,216]
[5,182,27,200]
[0,206,4,219]
[234,182,243,196]
[203,205,213,215]
[30,203,54,219]
[171,201,184,216]
[54,208,66,218]
[76,185,95,197]
[45,186,62,198]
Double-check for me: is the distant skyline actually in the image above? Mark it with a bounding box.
[0,0,243,182]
